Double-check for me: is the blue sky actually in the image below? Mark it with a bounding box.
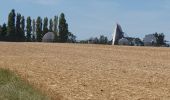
[1,0,170,40]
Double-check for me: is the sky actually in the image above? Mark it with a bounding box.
[1,0,170,40]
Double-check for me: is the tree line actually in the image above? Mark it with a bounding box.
[0,9,76,42]
[79,35,111,44]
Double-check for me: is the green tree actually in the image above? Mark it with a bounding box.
[59,13,69,42]
[26,16,32,42]
[0,25,2,40]
[67,32,76,43]
[99,35,108,44]
[7,9,16,41]
[32,19,36,42]
[20,16,25,41]
[54,16,58,33]
[49,18,53,32]
[16,13,22,41]
[89,37,99,44]
[36,16,42,42]
[1,23,7,41]
[43,17,48,36]
[53,16,58,42]
[154,32,165,46]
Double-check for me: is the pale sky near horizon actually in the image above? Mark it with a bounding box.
[1,0,170,40]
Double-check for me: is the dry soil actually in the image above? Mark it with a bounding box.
[0,42,170,100]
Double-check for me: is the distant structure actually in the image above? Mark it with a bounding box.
[42,32,55,42]
[143,34,157,46]
[112,24,124,45]
[112,23,168,47]
[118,38,130,45]
[112,23,143,46]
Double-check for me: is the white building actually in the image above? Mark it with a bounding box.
[143,34,157,46]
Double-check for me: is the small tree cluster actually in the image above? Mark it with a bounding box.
[154,32,165,46]
[83,35,109,44]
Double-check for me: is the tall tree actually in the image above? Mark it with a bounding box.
[26,16,32,42]
[54,16,58,33]
[7,9,16,41]
[49,18,53,32]
[36,16,42,42]
[59,13,69,42]
[43,17,48,36]
[32,19,36,42]
[16,13,22,41]
[0,25,2,40]
[0,25,1,33]
[0,23,7,41]
[20,16,25,41]
[53,16,58,42]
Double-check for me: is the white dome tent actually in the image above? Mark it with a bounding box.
[42,32,55,42]
[118,38,130,45]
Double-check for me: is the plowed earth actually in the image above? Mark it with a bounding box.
[0,42,170,100]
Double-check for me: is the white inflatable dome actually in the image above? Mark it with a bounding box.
[118,38,130,45]
[42,32,55,42]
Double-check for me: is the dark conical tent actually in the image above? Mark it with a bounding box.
[42,32,55,42]
[112,24,124,45]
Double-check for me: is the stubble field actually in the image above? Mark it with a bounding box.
[0,42,170,100]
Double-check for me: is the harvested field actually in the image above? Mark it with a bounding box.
[0,42,170,100]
